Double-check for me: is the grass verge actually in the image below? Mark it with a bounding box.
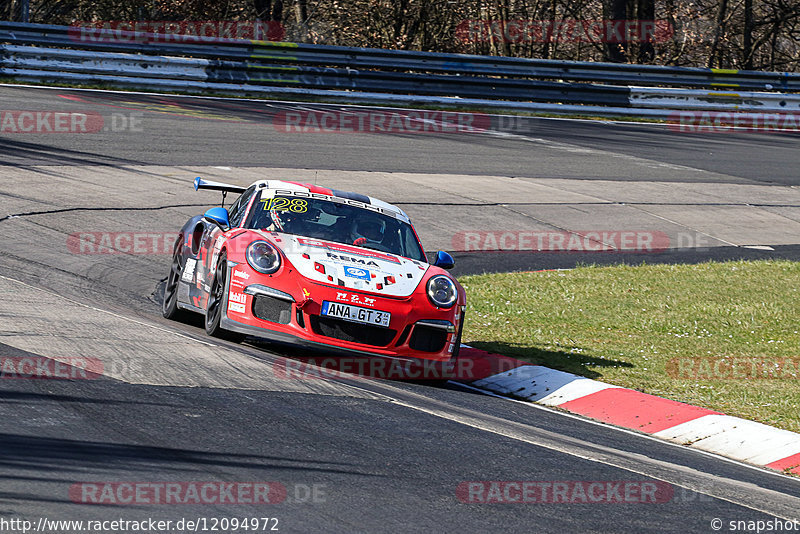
[461,260,800,433]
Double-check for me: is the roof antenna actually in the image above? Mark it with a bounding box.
[314,170,318,186]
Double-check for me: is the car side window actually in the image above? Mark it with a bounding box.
[228,186,256,228]
[227,196,243,224]
[402,225,424,261]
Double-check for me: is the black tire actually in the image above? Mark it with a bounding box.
[162,236,186,320]
[451,306,465,361]
[418,308,466,388]
[205,251,245,343]
[439,307,466,385]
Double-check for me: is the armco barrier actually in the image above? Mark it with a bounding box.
[1,21,799,118]
[630,86,800,112]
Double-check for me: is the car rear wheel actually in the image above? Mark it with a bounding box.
[205,251,245,343]
[162,236,186,320]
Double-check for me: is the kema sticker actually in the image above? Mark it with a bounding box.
[343,266,370,280]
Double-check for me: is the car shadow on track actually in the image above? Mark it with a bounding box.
[246,339,461,387]
[154,280,465,387]
[464,341,633,380]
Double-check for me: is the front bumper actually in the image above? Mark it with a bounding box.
[223,264,463,363]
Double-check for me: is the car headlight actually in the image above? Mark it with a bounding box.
[426,275,457,308]
[246,241,281,274]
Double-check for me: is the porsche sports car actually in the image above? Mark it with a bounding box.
[162,178,466,363]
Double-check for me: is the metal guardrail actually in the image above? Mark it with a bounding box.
[1,21,799,118]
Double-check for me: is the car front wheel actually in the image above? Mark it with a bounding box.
[205,251,245,343]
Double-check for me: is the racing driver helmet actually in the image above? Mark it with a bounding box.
[350,216,385,246]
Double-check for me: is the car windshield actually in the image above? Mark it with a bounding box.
[244,192,426,262]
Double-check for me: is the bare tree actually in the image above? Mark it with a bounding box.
[707,0,729,67]
[743,0,754,68]
[253,0,281,21]
[604,0,628,62]
[16,0,800,71]
[637,0,655,62]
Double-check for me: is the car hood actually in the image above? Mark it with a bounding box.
[259,232,431,297]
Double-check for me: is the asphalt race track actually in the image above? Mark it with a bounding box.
[1,84,799,533]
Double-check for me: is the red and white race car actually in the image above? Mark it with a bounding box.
[162,178,466,364]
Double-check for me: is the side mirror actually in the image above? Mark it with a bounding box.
[203,207,230,230]
[433,251,455,270]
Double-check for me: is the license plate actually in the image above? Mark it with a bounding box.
[321,301,391,327]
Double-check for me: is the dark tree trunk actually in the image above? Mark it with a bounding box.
[495,0,511,56]
[254,0,282,21]
[604,0,628,62]
[403,0,428,50]
[708,0,729,68]
[254,0,272,19]
[272,0,283,22]
[393,0,409,43]
[637,0,655,63]
[743,0,754,69]
[541,0,557,59]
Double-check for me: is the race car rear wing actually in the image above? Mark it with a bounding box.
[194,176,246,208]
[193,177,246,194]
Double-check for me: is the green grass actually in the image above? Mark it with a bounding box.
[461,260,800,433]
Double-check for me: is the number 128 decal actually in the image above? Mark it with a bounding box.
[261,197,308,213]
